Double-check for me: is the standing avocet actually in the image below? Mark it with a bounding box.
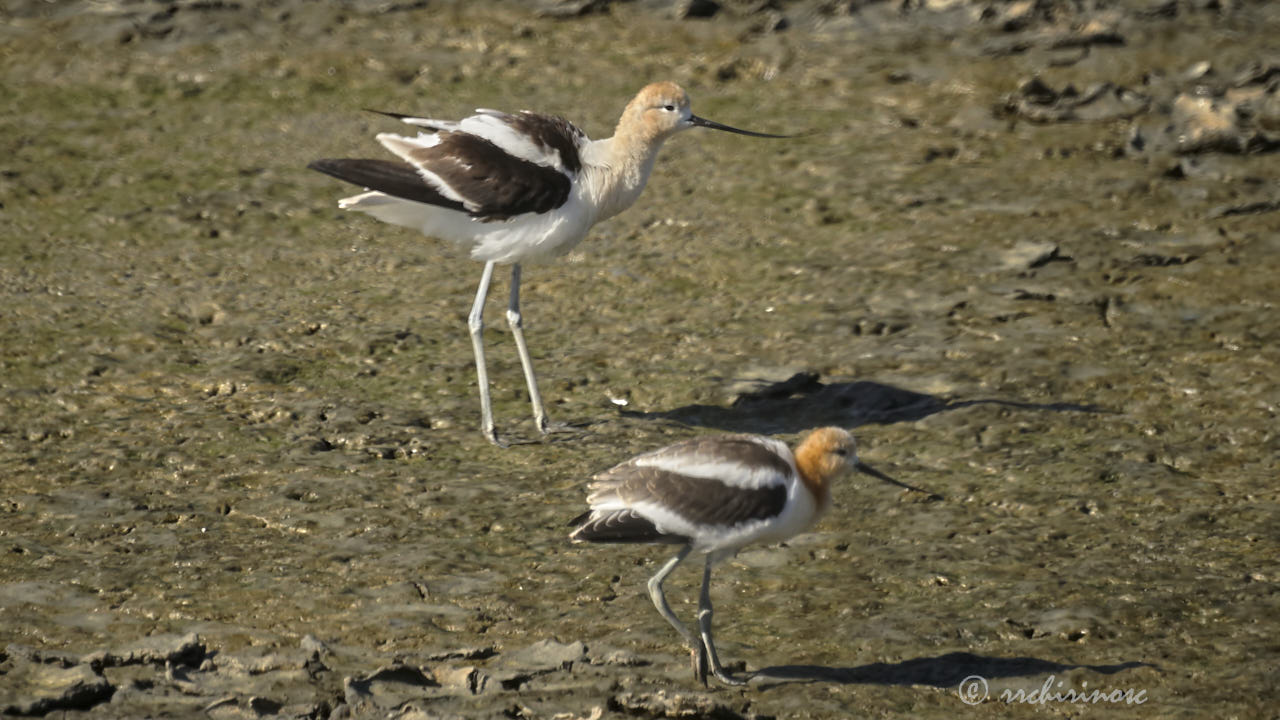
[569,427,940,685]
[309,82,788,445]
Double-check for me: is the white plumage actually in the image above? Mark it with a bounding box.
[570,427,939,685]
[310,82,788,445]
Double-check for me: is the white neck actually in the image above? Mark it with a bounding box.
[580,133,669,222]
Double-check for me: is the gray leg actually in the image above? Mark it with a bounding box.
[505,264,549,434]
[647,546,708,685]
[698,556,746,685]
[469,261,501,446]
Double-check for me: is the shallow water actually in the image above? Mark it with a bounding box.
[1,1,1277,717]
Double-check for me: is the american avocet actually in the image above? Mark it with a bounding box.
[309,82,788,445]
[569,427,939,685]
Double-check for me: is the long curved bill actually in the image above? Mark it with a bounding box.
[856,461,943,501]
[689,114,793,138]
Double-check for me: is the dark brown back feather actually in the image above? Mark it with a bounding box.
[505,112,584,174]
[307,158,467,213]
[627,471,789,528]
[408,132,572,220]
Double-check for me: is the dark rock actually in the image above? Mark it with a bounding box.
[1000,240,1064,270]
[1,663,115,715]
[1206,199,1280,218]
[425,646,497,661]
[82,632,206,670]
[675,0,721,19]
[1002,79,1149,123]
[536,0,613,18]
[343,664,437,712]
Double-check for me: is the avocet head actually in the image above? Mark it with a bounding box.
[622,81,791,141]
[800,427,941,498]
[800,427,864,482]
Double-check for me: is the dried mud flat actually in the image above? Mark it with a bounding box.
[1,0,1277,718]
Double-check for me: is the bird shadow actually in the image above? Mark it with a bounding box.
[749,651,1156,689]
[620,372,1110,435]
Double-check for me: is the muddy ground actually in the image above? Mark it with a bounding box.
[1,0,1277,717]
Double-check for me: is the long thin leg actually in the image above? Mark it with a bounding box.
[647,545,708,685]
[469,261,501,445]
[505,264,549,434]
[697,556,746,685]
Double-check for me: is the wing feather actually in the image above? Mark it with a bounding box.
[376,130,572,220]
[572,434,794,544]
[312,109,588,221]
[307,158,467,212]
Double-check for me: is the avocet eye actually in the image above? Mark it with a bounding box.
[663,104,676,112]
[834,448,848,457]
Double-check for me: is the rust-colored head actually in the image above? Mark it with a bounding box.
[793,427,939,506]
[793,427,859,493]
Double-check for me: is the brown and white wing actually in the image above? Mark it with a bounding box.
[312,109,587,221]
[308,157,468,213]
[569,435,795,545]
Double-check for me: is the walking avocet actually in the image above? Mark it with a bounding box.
[569,427,939,685]
[309,82,788,445]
